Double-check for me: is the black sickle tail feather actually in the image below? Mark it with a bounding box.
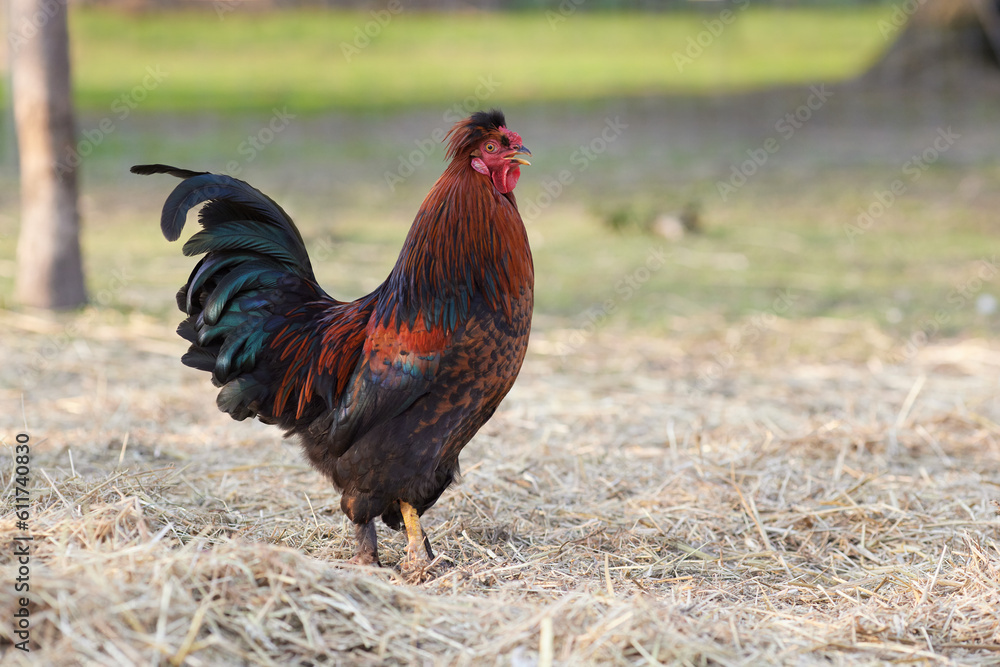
[131,163,314,260]
[133,164,338,424]
[130,164,209,180]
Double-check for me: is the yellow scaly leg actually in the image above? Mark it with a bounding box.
[400,501,434,575]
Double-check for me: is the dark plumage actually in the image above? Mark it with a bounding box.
[132,110,534,572]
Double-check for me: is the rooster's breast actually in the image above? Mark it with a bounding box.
[328,290,532,525]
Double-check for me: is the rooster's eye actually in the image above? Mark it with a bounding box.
[485,142,497,153]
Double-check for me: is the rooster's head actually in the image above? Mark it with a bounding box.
[446,109,530,194]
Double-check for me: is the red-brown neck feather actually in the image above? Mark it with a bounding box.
[378,158,534,333]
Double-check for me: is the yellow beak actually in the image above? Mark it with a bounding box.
[507,145,531,166]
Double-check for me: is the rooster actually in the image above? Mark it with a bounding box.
[132,110,533,574]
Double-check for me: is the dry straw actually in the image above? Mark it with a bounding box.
[1,311,999,665]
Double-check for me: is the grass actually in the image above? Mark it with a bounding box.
[9,166,995,346]
[0,7,894,113]
[3,91,1000,346]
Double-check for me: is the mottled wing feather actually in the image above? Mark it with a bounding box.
[365,314,447,389]
[318,312,450,458]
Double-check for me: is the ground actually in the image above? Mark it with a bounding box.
[2,46,1000,665]
[1,310,999,664]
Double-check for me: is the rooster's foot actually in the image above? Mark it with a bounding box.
[400,501,436,582]
[348,520,381,566]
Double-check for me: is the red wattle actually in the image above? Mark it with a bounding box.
[492,165,520,194]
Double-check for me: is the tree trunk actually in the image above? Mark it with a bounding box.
[9,0,86,309]
[864,0,1000,83]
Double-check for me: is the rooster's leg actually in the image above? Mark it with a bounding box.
[400,501,434,574]
[349,520,380,566]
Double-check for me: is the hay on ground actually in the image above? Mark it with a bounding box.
[1,310,999,665]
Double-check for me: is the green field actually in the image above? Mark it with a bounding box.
[2,6,997,350]
[2,7,895,112]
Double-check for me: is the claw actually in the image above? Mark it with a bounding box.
[400,501,435,580]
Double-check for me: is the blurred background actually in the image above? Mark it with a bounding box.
[1,0,999,363]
